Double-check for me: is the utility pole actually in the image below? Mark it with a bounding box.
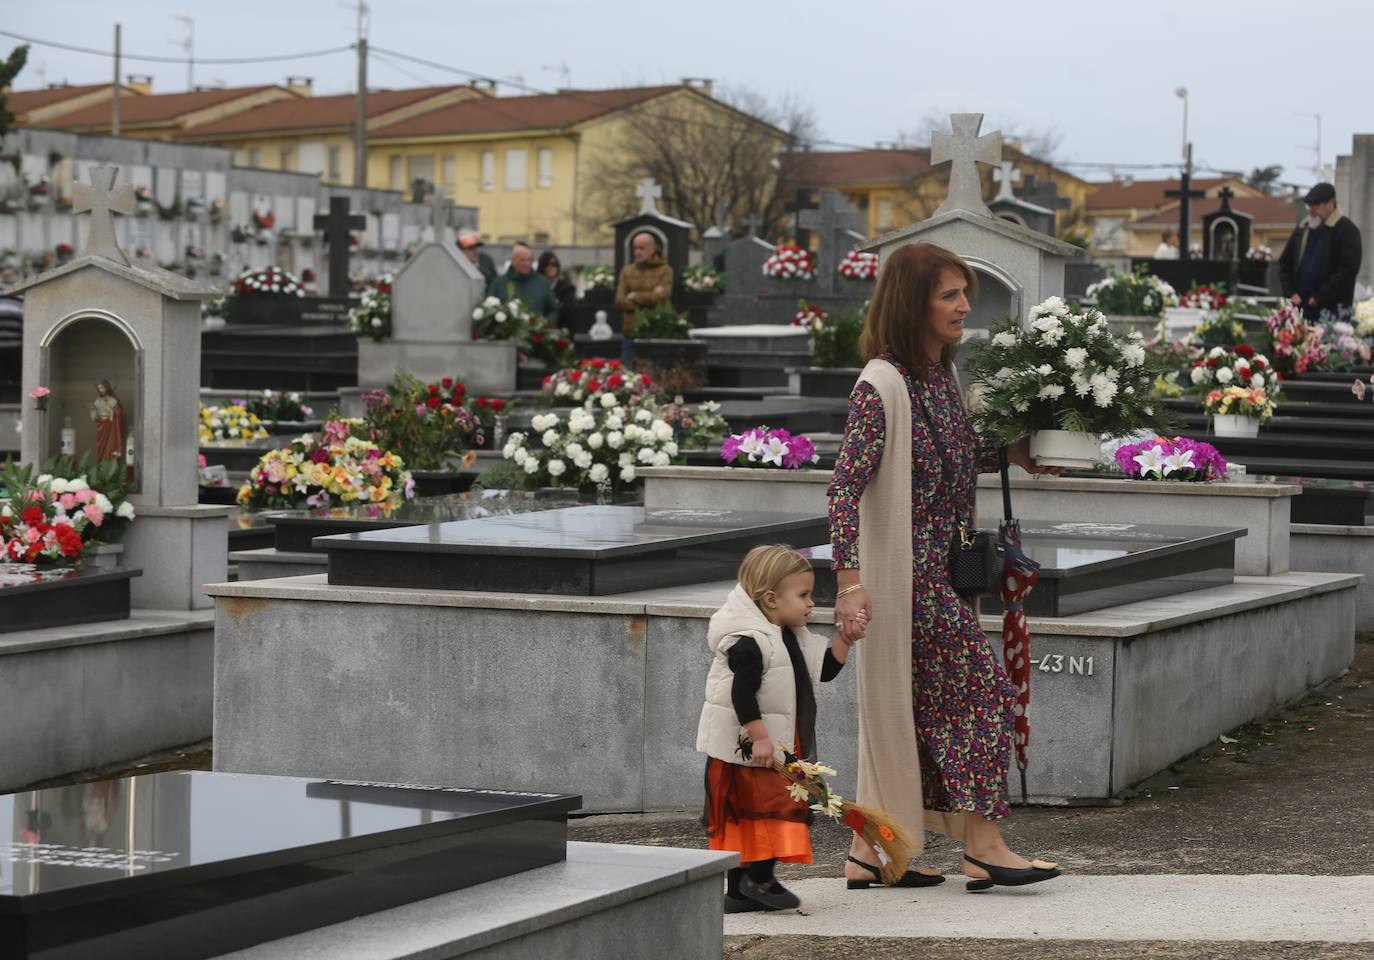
[172,15,194,89]
[352,0,369,187]
[111,23,121,136]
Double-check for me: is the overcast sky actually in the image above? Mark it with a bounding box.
[8,0,1371,189]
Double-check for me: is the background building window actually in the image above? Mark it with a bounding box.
[481,151,494,192]
[328,145,343,181]
[278,145,294,172]
[504,149,527,190]
[408,155,436,194]
[389,155,404,191]
[877,198,892,231]
[537,148,553,188]
[442,153,456,189]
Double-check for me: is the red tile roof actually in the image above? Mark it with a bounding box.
[31,85,288,128]
[1085,177,1238,211]
[1130,194,1304,228]
[369,85,682,138]
[185,86,472,136]
[7,83,120,113]
[781,149,932,187]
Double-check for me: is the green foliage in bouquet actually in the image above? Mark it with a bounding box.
[811,302,866,369]
[964,297,1176,445]
[628,301,692,340]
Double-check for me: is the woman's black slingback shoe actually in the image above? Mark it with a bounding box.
[962,855,1061,892]
[845,855,946,889]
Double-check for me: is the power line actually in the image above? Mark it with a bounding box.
[0,28,351,65]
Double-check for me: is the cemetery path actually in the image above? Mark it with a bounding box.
[572,635,1374,878]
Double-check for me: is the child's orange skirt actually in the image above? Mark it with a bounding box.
[704,757,812,864]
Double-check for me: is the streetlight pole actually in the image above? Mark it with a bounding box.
[1174,86,1189,163]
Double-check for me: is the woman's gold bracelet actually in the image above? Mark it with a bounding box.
[835,584,865,600]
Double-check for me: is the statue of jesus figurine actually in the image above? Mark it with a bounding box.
[90,379,126,464]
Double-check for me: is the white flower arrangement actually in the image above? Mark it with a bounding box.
[762,244,816,280]
[1355,298,1374,338]
[965,297,1172,444]
[837,250,879,281]
[1086,267,1177,317]
[503,404,679,491]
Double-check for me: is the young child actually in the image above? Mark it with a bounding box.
[696,544,860,913]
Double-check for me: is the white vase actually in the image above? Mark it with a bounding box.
[1029,430,1103,469]
[1212,414,1260,438]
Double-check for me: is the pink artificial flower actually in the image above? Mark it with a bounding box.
[83,503,105,527]
[198,454,209,468]
[58,493,77,511]
[29,387,50,400]
[76,488,96,503]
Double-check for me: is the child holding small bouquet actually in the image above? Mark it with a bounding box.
[695,544,857,913]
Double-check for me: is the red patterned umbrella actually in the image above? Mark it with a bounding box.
[996,449,1041,801]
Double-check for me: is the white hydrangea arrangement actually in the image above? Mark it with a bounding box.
[965,297,1173,444]
[501,405,680,491]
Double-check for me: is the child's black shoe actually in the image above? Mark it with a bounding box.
[723,892,766,913]
[739,875,801,910]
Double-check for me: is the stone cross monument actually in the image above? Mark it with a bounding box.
[635,177,663,216]
[73,165,135,265]
[931,114,1004,217]
[993,161,1022,202]
[313,196,366,298]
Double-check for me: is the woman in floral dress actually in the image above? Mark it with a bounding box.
[828,242,1062,892]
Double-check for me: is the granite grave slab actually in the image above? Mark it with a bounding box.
[0,770,578,960]
[267,491,581,553]
[0,564,140,634]
[804,520,1243,617]
[319,505,828,595]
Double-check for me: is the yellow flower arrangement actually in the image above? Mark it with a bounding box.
[199,403,270,444]
[1202,386,1275,419]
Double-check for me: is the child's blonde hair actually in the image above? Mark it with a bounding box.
[737,544,812,605]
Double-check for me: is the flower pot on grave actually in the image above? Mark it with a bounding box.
[1030,430,1103,470]
[1212,414,1261,438]
[227,295,303,326]
[629,338,708,393]
[85,542,125,572]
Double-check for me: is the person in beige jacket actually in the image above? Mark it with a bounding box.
[614,232,674,332]
[697,545,856,913]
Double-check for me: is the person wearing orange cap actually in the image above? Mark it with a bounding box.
[457,231,497,287]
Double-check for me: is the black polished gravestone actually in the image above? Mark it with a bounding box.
[803,521,1242,618]
[318,505,828,595]
[267,490,581,553]
[0,770,579,960]
[0,564,140,634]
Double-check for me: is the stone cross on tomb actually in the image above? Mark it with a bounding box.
[73,164,135,266]
[745,213,760,238]
[1164,147,1205,258]
[428,191,454,240]
[993,161,1022,202]
[713,199,729,230]
[797,191,864,245]
[1216,185,1236,210]
[314,195,366,298]
[635,177,662,216]
[930,113,1004,217]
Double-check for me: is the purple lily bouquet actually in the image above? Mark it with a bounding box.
[1114,436,1227,482]
[721,426,820,470]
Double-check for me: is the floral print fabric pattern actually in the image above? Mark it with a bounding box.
[828,355,1015,820]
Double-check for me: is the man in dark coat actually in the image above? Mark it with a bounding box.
[1278,182,1363,319]
[486,242,560,322]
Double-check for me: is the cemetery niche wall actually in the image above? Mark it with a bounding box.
[2,165,226,791]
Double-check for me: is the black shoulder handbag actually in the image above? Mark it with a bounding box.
[916,395,1009,599]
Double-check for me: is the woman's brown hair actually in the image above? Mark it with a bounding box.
[860,243,976,382]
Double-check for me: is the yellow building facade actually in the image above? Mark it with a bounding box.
[782,145,1093,240]
[365,85,784,246]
